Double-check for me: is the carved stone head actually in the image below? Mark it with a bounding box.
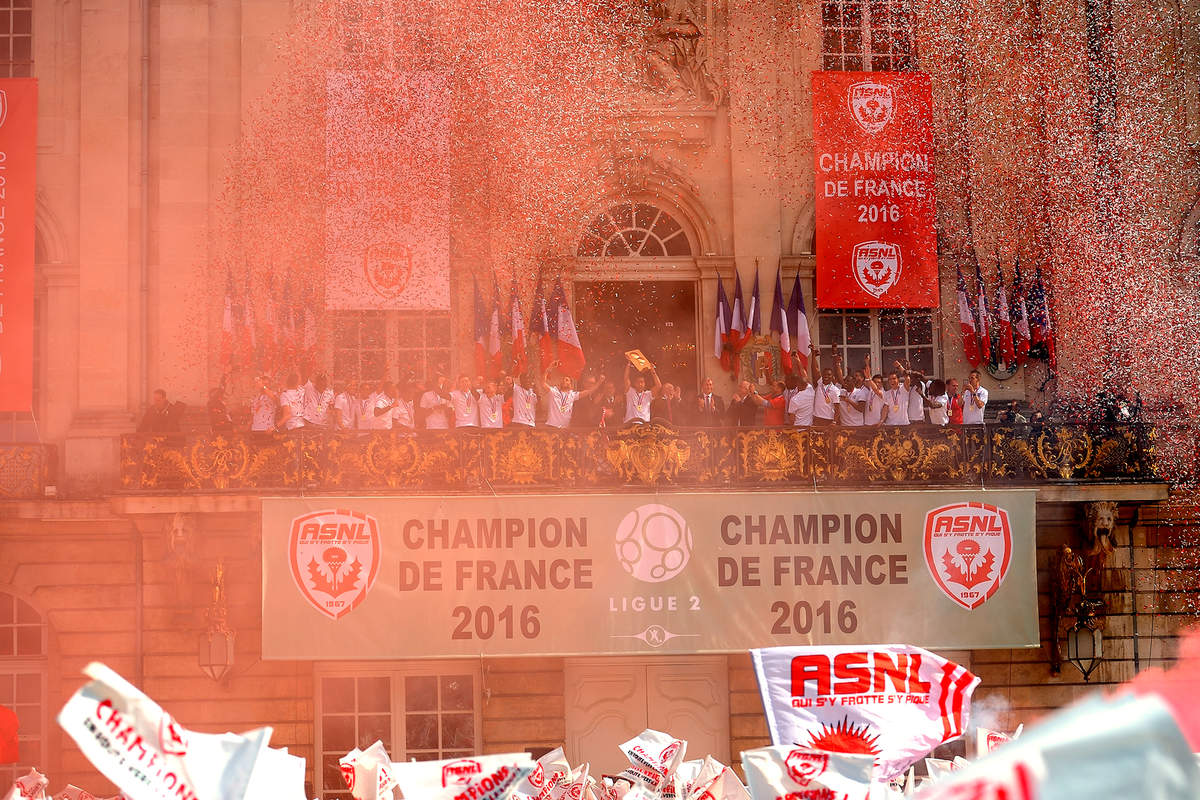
[1083,501,1117,558]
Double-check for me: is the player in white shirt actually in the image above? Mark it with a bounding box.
[623,361,662,424]
[302,373,335,428]
[539,361,601,428]
[449,374,480,427]
[419,377,453,430]
[809,347,842,426]
[478,379,505,429]
[838,366,870,428]
[510,374,539,428]
[926,378,950,426]
[276,373,307,431]
[787,370,816,427]
[392,382,416,430]
[367,381,398,430]
[881,372,910,425]
[962,369,989,425]
[332,381,358,431]
[862,372,886,426]
[249,375,278,432]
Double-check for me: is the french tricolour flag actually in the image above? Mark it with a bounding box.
[715,275,733,371]
[551,278,585,379]
[510,280,528,377]
[473,278,489,377]
[487,280,503,378]
[1011,261,1031,366]
[994,262,1016,367]
[957,268,982,368]
[530,273,554,372]
[769,269,792,374]
[974,258,992,365]
[788,272,811,372]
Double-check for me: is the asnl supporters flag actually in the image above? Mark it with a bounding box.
[742,746,874,800]
[58,662,272,800]
[751,645,979,780]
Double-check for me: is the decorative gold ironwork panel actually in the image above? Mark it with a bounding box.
[117,423,1156,493]
[0,444,54,499]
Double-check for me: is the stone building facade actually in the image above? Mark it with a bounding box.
[1,0,1199,795]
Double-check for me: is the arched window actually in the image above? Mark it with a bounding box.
[0,592,47,786]
[577,202,693,258]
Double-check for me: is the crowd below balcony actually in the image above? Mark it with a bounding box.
[135,345,1110,437]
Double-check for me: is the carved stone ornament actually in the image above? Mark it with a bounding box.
[627,0,724,107]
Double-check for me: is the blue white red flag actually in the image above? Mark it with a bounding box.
[789,272,811,372]
[974,258,992,365]
[487,279,503,378]
[742,271,761,347]
[715,276,734,371]
[510,280,528,378]
[994,263,1016,366]
[1011,260,1031,366]
[769,270,792,374]
[473,278,489,378]
[551,279,585,380]
[529,274,554,372]
[956,269,982,368]
[1028,267,1056,370]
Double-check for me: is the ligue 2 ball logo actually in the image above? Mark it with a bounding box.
[614,504,693,583]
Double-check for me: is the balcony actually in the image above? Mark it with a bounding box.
[116,423,1157,493]
[0,444,56,499]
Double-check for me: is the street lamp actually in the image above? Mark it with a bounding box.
[1065,599,1104,682]
[199,561,235,682]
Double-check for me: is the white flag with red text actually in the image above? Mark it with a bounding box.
[742,746,874,800]
[391,753,533,800]
[57,663,272,800]
[751,645,979,780]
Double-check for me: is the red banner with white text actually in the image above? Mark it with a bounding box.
[813,72,937,308]
[0,79,36,411]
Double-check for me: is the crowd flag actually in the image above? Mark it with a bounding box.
[956,269,982,367]
[973,257,992,365]
[1028,267,1057,369]
[769,270,792,374]
[510,280,528,378]
[752,644,980,780]
[994,262,1016,366]
[0,704,16,764]
[715,275,734,371]
[473,278,490,378]
[58,662,273,800]
[551,279,586,379]
[487,279,503,378]
[788,272,811,372]
[2,769,46,800]
[1011,260,1031,366]
[742,746,873,800]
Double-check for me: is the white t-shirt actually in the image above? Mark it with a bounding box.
[511,385,537,427]
[450,390,479,427]
[863,388,885,426]
[278,388,306,430]
[393,398,415,429]
[478,394,504,428]
[787,386,816,427]
[419,390,451,429]
[625,387,653,423]
[303,383,334,426]
[883,388,910,425]
[250,393,276,431]
[928,394,950,426]
[839,386,870,427]
[812,380,840,420]
[333,392,356,430]
[546,387,579,428]
[962,386,989,424]
[370,392,395,430]
[908,383,926,424]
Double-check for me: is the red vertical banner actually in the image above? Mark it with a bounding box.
[812,72,937,308]
[0,78,36,412]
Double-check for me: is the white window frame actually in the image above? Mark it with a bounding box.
[0,589,49,788]
[325,310,453,384]
[819,0,915,72]
[816,308,941,376]
[313,661,483,799]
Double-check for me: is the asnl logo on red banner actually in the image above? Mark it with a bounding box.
[923,503,1012,610]
[813,72,937,309]
[288,509,382,619]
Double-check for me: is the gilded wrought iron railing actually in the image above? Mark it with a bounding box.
[117,422,1156,492]
[0,443,56,499]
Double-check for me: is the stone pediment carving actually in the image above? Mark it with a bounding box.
[624,0,725,111]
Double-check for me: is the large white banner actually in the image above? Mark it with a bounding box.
[325,71,450,310]
[751,645,979,780]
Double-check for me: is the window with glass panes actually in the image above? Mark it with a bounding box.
[820,0,914,72]
[316,665,480,800]
[329,311,452,385]
[817,309,937,376]
[0,0,32,78]
[0,592,47,788]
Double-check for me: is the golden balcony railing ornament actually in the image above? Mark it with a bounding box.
[605,423,691,485]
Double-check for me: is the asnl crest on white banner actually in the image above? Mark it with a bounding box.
[261,491,1038,659]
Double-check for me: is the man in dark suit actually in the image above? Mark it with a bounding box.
[692,376,726,425]
[727,380,766,426]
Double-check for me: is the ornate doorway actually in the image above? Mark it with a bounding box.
[573,200,701,393]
